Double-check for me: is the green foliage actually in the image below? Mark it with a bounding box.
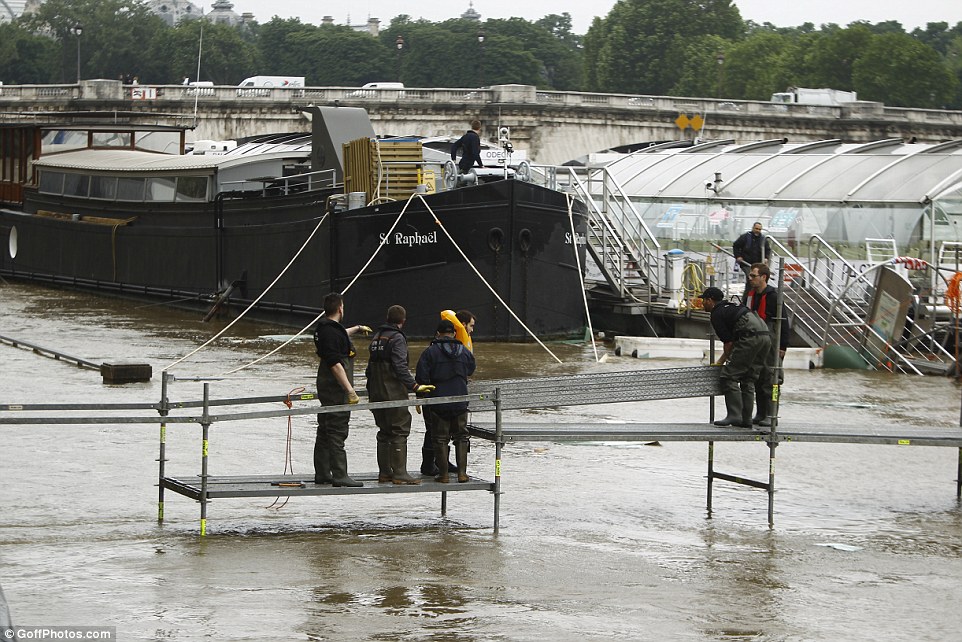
[0,23,60,84]
[852,32,959,108]
[585,0,743,94]
[3,2,960,110]
[146,20,258,84]
[21,0,167,82]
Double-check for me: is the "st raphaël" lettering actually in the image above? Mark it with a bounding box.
[380,230,439,246]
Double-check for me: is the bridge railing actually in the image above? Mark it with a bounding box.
[3,82,961,126]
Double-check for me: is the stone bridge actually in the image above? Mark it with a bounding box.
[2,80,961,164]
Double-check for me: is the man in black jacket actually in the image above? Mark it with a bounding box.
[416,319,477,483]
[732,222,771,290]
[450,119,484,173]
[701,287,771,428]
[366,305,434,485]
[312,292,370,487]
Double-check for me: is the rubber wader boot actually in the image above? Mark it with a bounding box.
[391,443,421,485]
[740,390,755,428]
[314,438,333,485]
[377,441,393,483]
[754,393,771,427]
[330,450,362,488]
[714,390,743,426]
[455,441,469,483]
[434,442,450,483]
[420,432,438,476]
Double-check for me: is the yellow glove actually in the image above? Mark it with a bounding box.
[711,362,724,367]
[347,391,360,404]
[414,384,436,395]
[356,325,372,335]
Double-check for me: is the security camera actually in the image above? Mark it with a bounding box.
[499,126,509,138]
[706,182,714,189]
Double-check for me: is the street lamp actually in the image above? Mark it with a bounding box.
[715,50,725,98]
[71,23,83,83]
[395,35,404,83]
[477,28,485,87]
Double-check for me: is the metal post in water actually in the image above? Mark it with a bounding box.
[706,442,714,516]
[493,387,503,534]
[200,383,210,537]
[441,491,447,516]
[157,371,170,522]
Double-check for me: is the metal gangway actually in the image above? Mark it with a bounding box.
[767,236,957,375]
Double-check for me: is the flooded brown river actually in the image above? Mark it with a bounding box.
[2,282,962,640]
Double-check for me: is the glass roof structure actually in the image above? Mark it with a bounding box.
[601,139,962,259]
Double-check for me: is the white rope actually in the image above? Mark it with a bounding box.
[568,194,599,361]
[340,194,417,294]
[415,192,564,364]
[216,198,415,376]
[163,212,329,372]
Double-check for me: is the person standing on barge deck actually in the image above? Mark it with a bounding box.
[451,119,485,173]
[312,292,371,487]
[366,305,435,485]
[701,287,771,428]
[743,263,790,427]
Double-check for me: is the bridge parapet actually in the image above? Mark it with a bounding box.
[3,81,961,164]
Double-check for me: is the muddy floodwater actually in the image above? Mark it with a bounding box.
[2,283,962,640]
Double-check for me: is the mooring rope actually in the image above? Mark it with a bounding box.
[568,193,599,362]
[163,212,329,372]
[265,385,304,510]
[415,192,563,364]
[216,198,414,376]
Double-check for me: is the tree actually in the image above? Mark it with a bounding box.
[0,22,60,84]
[584,0,743,95]
[21,0,166,82]
[146,20,259,85]
[852,32,958,108]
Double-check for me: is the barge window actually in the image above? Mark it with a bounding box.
[175,176,208,202]
[89,175,117,200]
[38,171,65,195]
[63,173,90,198]
[117,177,146,201]
[92,132,132,148]
[146,177,176,201]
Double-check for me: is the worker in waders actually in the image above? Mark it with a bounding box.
[701,287,771,428]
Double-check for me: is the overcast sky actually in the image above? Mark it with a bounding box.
[228,0,962,34]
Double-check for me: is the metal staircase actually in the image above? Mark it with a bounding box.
[768,236,956,375]
[545,165,662,302]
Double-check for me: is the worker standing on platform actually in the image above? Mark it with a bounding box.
[451,119,484,173]
[312,292,370,487]
[366,305,435,485]
[416,319,477,483]
[420,309,476,476]
[732,222,771,291]
[700,287,771,428]
[743,263,790,427]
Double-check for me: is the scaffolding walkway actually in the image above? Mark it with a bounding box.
[2,366,961,534]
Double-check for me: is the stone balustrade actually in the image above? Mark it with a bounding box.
[2,81,961,164]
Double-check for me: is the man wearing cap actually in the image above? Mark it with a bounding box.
[415,319,477,483]
[700,287,772,428]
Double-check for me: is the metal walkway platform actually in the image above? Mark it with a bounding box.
[162,473,493,500]
[469,422,962,447]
